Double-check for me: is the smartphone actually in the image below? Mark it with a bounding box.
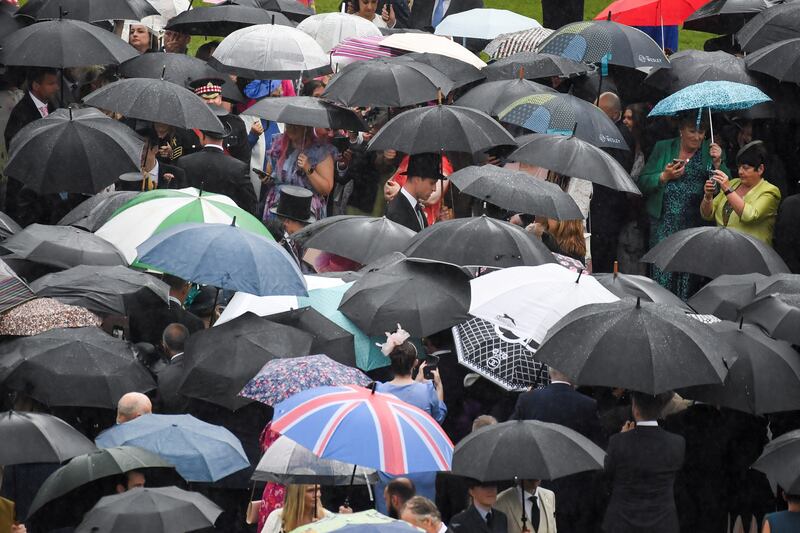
[252,168,271,183]
[423,354,440,380]
[671,158,686,166]
[709,169,720,195]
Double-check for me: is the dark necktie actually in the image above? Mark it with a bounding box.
[415,203,426,229]
[485,510,494,529]
[528,495,540,532]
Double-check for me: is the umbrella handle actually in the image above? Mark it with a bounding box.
[518,478,528,529]
[343,463,358,508]
[708,108,714,145]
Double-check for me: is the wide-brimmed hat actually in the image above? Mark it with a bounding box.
[270,185,316,224]
[401,152,445,181]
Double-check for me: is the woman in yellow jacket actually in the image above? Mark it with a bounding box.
[701,141,781,245]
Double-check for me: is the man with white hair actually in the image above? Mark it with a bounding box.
[401,496,453,533]
[116,392,152,424]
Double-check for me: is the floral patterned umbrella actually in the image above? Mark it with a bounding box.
[0,298,100,336]
[239,353,371,406]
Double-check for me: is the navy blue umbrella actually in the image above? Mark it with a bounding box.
[136,222,307,297]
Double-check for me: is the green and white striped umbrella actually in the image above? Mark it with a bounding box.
[95,187,272,264]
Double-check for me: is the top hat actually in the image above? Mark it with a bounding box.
[402,152,445,180]
[270,185,316,224]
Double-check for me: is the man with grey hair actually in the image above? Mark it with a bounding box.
[401,496,452,533]
[116,392,152,424]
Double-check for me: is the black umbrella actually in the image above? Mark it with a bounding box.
[0,18,137,68]
[645,50,759,93]
[681,322,800,415]
[75,486,222,533]
[507,133,640,194]
[27,446,178,528]
[2,224,126,269]
[447,165,583,220]
[83,78,225,134]
[262,307,356,368]
[594,272,692,311]
[339,257,471,337]
[230,0,314,21]
[0,327,157,408]
[452,419,605,481]
[0,3,25,39]
[737,2,800,52]
[30,265,169,316]
[684,0,778,34]
[0,411,96,466]
[18,0,158,22]
[740,293,800,345]
[752,428,800,495]
[453,78,556,116]
[367,105,517,155]
[5,108,144,195]
[534,299,734,394]
[403,216,556,268]
[0,258,34,313]
[246,96,367,131]
[400,52,485,88]
[745,38,800,84]
[755,273,800,296]
[687,273,764,320]
[0,211,21,240]
[293,215,415,265]
[641,226,789,278]
[179,312,313,411]
[165,5,293,36]
[484,52,589,81]
[323,57,455,107]
[57,191,139,232]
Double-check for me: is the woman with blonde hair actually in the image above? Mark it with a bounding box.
[261,484,331,533]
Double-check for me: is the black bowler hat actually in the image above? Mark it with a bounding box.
[270,185,315,224]
[402,152,445,180]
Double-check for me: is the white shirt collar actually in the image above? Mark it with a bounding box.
[168,295,183,307]
[400,185,418,209]
[473,502,491,520]
[203,144,224,151]
[437,524,448,533]
[170,352,183,361]
[637,420,659,427]
[29,92,48,115]
[550,380,572,386]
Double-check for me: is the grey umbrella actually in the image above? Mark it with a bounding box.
[484,52,589,81]
[594,272,692,311]
[0,210,21,240]
[1,224,126,269]
[399,52,485,88]
[755,273,800,296]
[645,50,761,93]
[746,38,800,84]
[230,0,314,22]
[246,96,367,131]
[18,0,158,22]
[0,411,96,466]
[684,0,780,34]
[687,273,765,320]
[453,78,556,116]
[165,5,294,36]
[736,1,800,52]
[740,293,800,345]
[262,307,356,368]
[58,191,139,232]
[752,428,800,495]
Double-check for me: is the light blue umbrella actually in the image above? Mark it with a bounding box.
[95,414,249,482]
[135,222,307,297]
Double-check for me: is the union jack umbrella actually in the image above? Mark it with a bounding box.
[271,385,453,475]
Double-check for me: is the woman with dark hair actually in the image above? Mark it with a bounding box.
[348,0,395,28]
[300,79,326,98]
[622,103,650,181]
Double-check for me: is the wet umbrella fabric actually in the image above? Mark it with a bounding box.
[5,108,144,194]
[533,299,734,394]
[595,0,708,26]
[95,414,249,482]
[752,428,800,494]
[403,216,556,268]
[453,78,556,116]
[451,419,605,481]
[740,293,800,345]
[594,272,692,310]
[2,224,126,269]
[648,81,771,117]
[0,210,21,239]
[296,12,382,53]
[687,273,765,320]
[165,5,293,36]
[75,486,222,533]
[0,3,25,39]
[0,411,96,466]
[399,52,484,88]
[57,191,140,232]
[684,0,779,34]
[18,0,158,21]
[120,51,227,87]
[290,510,419,532]
[484,52,589,81]
[645,50,759,93]
[745,38,800,84]
[0,258,34,314]
[755,273,800,296]
[736,1,800,52]
[230,0,314,22]
[246,96,367,131]
[0,298,101,336]
[261,308,356,368]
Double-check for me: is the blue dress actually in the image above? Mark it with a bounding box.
[764,510,800,533]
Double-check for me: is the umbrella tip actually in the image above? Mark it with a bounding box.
[231,216,237,227]
[613,260,618,278]
[739,315,744,330]
[518,66,524,80]
[606,10,612,20]
[161,66,166,80]
[575,268,583,284]
[570,122,578,138]
[636,297,641,308]
[437,89,443,106]
[369,381,377,395]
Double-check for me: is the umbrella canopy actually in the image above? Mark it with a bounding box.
[3,224,126,269]
[296,12,381,53]
[641,226,789,278]
[0,411,96,466]
[231,0,314,21]
[95,187,271,264]
[30,265,169,316]
[594,272,692,310]
[452,419,605,481]
[179,312,313,411]
[687,273,765,320]
[507,133,640,195]
[246,96,367,131]
[469,263,620,343]
[290,510,418,533]
[380,32,486,69]
[136,222,307,296]
[482,27,554,60]
[595,0,708,26]
[262,307,356,368]
[752,428,800,495]
[484,52,589,81]
[83,78,225,135]
[253,435,377,484]
[755,273,800,296]
[645,50,758,94]
[208,23,330,79]
[339,257,470,337]
[75,486,222,533]
[5,108,144,195]
[95,414,249,482]
[0,3,25,39]
[0,326,156,408]
[0,298,100,336]
[534,299,734,394]
[537,20,669,71]
[271,385,453,475]
[27,446,177,527]
[367,105,516,155]
[648,80,771,117]
[403,216,556,268]
[454,78,557,117]
[684,0,779,34]
[499,93,630,150]
[0,210,21,240]
[452,316,549,392]
[740,293,800,345]
[293,215,415,265]
[681,322,800,415]
[399,52,484,88]
[736,1,800,52]
[18,0,158,21]
[446,165,584,219]
[58,191,140,232]
[0,258,34,314]
[240,353,371,406]
[434,8,540,40]
[745,38,800,84]
[165,5,293,36]
[0,18,137,68]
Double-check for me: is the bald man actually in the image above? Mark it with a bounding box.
[116,392,152,424]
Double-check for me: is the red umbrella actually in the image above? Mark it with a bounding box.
[595,0,710,26]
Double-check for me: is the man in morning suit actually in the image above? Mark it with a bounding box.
[155,322,190,414]
[603,391,685,533]
[117,130,186,191]
[495,480,557,533]
[128,274,204,346]
[409,0,484,31]
[450,480,508,533]
[385,152,441,232]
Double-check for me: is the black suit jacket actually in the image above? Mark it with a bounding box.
[386,192,427,232]
[450,505,508,533]
[116,162,187,192]
[128,298,205,346]
[409,0,484,31]
[4,93,53,150]
[602,425,685,533]
[156,353,189,414]
[177,146,257,214]
[774,194,800,274]
[512,383,603,444]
